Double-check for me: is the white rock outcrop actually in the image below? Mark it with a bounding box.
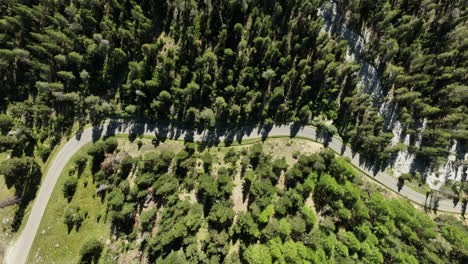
[318,1,467,189]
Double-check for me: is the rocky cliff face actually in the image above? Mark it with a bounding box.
[318,1,467,189]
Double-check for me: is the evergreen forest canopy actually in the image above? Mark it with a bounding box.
[0,0,466,171]
[0,0,466,263]
[63,139,468,263]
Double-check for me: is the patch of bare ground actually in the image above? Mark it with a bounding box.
[157,32,178,56]
[118,249,143,264]
[276,170,286,191]
[305,192,315,209]
[226,239,240,259]
[232,164,249,224]
[151,205,164,236]
[178,190,197,204]
[262,138,323,164]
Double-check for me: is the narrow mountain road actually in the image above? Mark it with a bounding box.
[5,119,463,264]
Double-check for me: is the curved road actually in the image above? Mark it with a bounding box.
[5,119,463,264]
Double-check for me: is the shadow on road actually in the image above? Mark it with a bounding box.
[78,118,466,215]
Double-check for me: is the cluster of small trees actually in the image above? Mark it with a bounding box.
[84,140,467,263]
[63,205,85,233]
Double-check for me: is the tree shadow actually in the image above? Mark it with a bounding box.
[462,200,467,218]
[432,196,440,214]
[11,167,41,232]
[76,220,83,232]
[261,123,274,141]
[128,133,137,142]
[397,179,404,192]
[340,141,347,155]
[314,128,333,147]
[75,129,83,140]
[289,122,303,138]
[67,222,74,234]
[79,248,103,264]
[452,196,459,207]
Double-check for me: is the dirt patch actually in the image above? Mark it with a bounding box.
[118,249,142,264]
[157,32,178,56]
[117,138,184,158]
[178,190,197,204]
[262,138,323,164]
[226,239,240,259]
[305,193,315,209]
[276,171,286,191]
[232,167,248,215]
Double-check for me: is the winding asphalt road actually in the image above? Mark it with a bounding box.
[5,119,463,264]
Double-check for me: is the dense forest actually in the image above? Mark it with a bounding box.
[58,139,467,263]
[0,0,466,173]
[0,0,358,128]
[335,0,467,170]
[0,0,466,263]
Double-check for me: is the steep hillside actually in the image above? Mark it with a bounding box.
[319,0,467,189]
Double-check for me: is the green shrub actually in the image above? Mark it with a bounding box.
[63,206,84,230]
[62,177,78,200]
[79,238,103,264]
[104,137,118,153]
[0,114,13,135]
[75,155,88,169]
[399,173,413,182]
[140,208,157,232]
[36,144,51,162]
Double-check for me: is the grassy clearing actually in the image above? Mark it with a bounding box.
[114,136,185,157]
[262,138,323,164]
[0,121,86,253]
[28,143,109,264]
[28,138,186,264]
[0,177,16,232]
